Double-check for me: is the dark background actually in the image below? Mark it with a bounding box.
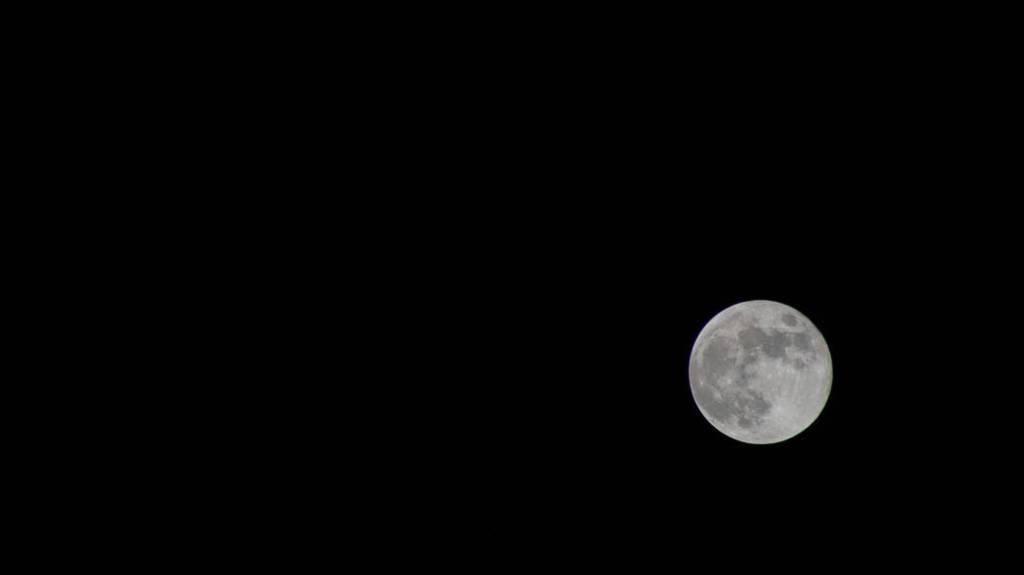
[363,85,1021,559]
[364,19,1022,559]
[15,5,1020,564]
[402,191,1020,558]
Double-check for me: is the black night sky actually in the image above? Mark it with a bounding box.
[20,3,1023,567]
[336,19,1024,560]
[387,140,1020,559]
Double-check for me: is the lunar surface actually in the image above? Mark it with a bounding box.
[689,300,832,444]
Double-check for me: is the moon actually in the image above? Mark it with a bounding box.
[689,300,832,444]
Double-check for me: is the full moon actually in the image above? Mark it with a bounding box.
[689,300,832,444]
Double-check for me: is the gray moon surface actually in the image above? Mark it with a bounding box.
[689,300,832,444]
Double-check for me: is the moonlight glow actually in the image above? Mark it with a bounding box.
[689,300,832,444]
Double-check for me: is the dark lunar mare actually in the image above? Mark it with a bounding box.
[738,326,816,367]
[738,326,790,359]
[791,332,812,352]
